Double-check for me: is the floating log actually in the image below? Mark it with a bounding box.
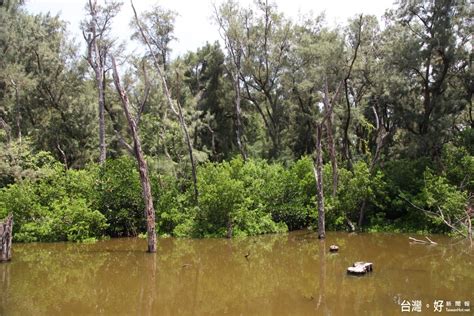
[347,262,373,275]
[409,236,438,245]
[329,245,339,252]
[0,214,13,262]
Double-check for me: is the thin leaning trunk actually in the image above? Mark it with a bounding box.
[132,1,198,200]
[111,56,156,253]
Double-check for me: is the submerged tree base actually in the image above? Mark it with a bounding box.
[0,214,13,262]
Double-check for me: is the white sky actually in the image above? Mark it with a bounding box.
[26,0,396,58]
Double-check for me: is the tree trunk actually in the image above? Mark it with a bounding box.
[96,68,106,164]
[323,78,339,197]
[0,214,13,262]
[357,199,367,229]
[234,71,247,161]
[177,99,199,201]
[132,3,198,201]
[343,79,353,170]
[14,86,21,143]
[84,0,107,164]
[111,57,156,253]
[326,116,338,196]
[226,216,233,239]
[314,125,325,239]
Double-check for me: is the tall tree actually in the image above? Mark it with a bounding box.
[214,0,247,160]
[131,1,199,200]
[111,55,157,253]
[130,4,176,71]
[82,0,122,164]
[240,0,292,159]
[383,0,471,156]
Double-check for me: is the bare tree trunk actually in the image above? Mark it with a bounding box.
[111,57,156,253]
[343,79,353,170]
[132,1,198,201]
[314,125,325,239]
[326,117,338,197]
[84,0,107,164]
[466,206,472,246]
[323,78,338,197]
[234,71,247,161]
[226,216,233,239]
[0,214,13,262]
[97,69,106,164]
[14,85,21,143]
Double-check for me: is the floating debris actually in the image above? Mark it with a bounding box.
[347,262,373,275]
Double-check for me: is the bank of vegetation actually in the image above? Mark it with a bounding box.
[0,0,472,246]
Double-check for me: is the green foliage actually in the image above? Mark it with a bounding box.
[195,158,288,237]
[0,138,57,187]
[269,157,315,230]
[0,0,472,244]
[94,157,145,237]
[413,170,468,233]
[0,161,108,242]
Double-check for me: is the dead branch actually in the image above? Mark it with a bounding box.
[409,236,437,244]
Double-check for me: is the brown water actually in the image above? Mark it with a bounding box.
[1,231,473,316]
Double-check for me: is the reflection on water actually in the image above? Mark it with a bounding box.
[0,231,473,315]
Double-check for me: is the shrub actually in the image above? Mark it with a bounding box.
[0,164,108,242]
[95,157,145,237]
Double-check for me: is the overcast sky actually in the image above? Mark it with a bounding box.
[26,0,396,57]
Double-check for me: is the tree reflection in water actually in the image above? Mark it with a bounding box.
[1,231,473,315]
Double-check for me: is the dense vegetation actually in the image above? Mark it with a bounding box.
[0,0,472,243]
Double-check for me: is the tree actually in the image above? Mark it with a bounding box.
[1,5,98,168]
[82,0,122,164]
[383,0,471,157]
[130,4,176,71]
[238,0,292,159]
[131,1,199,200]
[111,55,157,253]
[214,0,247,160]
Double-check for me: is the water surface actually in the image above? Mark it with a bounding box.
[1,231,473,315]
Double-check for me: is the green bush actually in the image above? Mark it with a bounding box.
[268,157,315,230]
[194,158,287,237]
[0,163,108,242]
[1,147,471,242]
[95,157,145,237]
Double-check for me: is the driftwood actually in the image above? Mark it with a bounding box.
[409,236,438,245]
[0,214,13,262]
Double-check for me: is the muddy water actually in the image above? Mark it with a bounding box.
[1,231,473,315]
